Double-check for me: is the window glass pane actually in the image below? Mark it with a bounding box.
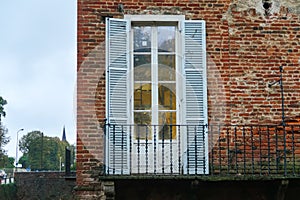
[134,55,151,81]
[158,112,176,140]
[158,26,175,52]
[134,112,152,140]
[134,111,152,125]
[132,25,178,141]
[158,55,175,81]
[134,26,151,52]
[158,84,176,110]
[134,83,152,110]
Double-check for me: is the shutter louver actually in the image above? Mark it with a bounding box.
[106,18,130,175]
[183,20,209,174]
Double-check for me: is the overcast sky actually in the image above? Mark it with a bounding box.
[0,1,76,158]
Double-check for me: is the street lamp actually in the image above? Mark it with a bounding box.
[16,128,24,170]
[268,66,286,175]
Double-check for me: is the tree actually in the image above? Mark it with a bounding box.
[18,155,29,169]
[0,125,9,157]
[0,155,15,168]
[0,96,7,122]
[19,131,43,154]
[0,96,9,160]
[19,131,71,171]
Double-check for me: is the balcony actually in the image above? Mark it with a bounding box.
[102,124,300,179]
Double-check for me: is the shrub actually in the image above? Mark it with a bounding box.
[0,183,17,200]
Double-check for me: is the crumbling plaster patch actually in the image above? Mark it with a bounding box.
[223,0,300,23]
[127,6,184,15]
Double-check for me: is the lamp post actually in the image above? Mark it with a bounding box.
[16,128,24,171]
[268,66,285,126]
[268,66,286,175]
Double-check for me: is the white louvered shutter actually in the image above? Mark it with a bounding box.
[183,20,209,174]
[105,18,130,175]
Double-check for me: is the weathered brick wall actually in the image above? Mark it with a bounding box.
[14,172,75,200]
[226,0,300,124]
[77,0,300,198]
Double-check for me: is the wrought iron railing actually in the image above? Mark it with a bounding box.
[209,125,300,177]
[104,124,300,177]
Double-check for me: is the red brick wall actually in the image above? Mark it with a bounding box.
[77,0,300,198]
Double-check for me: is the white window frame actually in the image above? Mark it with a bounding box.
[126,15,185,138]
[105,15,208,175]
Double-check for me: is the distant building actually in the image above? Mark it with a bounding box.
[62,126,67,142]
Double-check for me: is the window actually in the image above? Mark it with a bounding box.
[105,15,208,175]
[133,24,177,140]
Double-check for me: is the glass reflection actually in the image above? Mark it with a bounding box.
[134,26,151,52]
[158,84,176,110]
[134,83,152,110]
[158,112,176,140]
[158,55,175,81]
[134,112,152,140]
[158,26,175,52]
[134,55,151,81]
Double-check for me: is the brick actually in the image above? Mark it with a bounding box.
[77,0,300,198]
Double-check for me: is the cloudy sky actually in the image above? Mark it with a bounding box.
[0,1,76,158]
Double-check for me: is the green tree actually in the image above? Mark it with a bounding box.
[0,96,9,160]
[19,131,43,154]
[18,131,43,170]
[18,155,29,169]
[0,125,9,157]
[0,155,15,168]
[0,96,7,121]
[19,131,71,171]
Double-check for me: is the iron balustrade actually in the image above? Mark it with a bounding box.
[104,124,300,177]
